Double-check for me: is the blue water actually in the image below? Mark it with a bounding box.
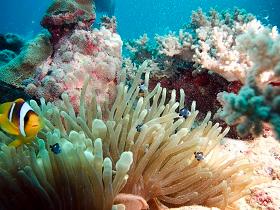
[0,0,279,40]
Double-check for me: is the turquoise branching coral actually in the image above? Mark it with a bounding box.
[219,25,280,140]
[219,85,280,139]
[0,68,258,210]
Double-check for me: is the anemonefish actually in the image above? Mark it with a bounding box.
[138,83,146,97]
[0,98,43,148]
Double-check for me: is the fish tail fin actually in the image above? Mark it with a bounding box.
[8,139,22,148]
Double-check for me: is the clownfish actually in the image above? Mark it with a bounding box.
[0,98,43,148]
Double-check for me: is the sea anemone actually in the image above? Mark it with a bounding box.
[0,67,257,210]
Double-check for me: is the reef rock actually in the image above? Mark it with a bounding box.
[41,0,95,44]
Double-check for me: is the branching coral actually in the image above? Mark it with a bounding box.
[125,34,157,66]
[236,25,280,87]
[218,22,280,139]
[191,9,256,82]
[218,85,280,140]
[124,8,280,139]
[124,8,256,83]
[155,30,193,61]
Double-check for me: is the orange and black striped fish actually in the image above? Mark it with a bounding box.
[0,98,43,147]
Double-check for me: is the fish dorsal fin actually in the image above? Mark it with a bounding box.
[15,98,25,103]
[0,102,13,115]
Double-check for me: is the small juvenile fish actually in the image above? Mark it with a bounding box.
[179,107,191,119]
[136,124,143,132]
[138,83,146,97]
[194,151,204,161]
[0,98,43,148]
[50,143,62,154]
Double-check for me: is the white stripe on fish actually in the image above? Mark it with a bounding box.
[19,102,33,137]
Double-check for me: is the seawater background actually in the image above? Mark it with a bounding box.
[0,0,279,40]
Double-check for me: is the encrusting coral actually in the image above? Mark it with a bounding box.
[0,66,260,210]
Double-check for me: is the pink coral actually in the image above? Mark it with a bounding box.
[25,27,123,110]
[41,0,95,44]
[248,188,273,208]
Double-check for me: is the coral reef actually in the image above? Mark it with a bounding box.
[41,0,95,44]
[125,34,158,66]
[0,33,24,54]
[0,135,132,210]
[124,8,280,140]
[1,1,280,209]
[0,33,53,87]
[101,16,117,33]
[25,27,122,110]
[218,23,280,139]
[191,8,255,83]
[0,50,17,66]
[0,67,259,209]
[149,68,228,115]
